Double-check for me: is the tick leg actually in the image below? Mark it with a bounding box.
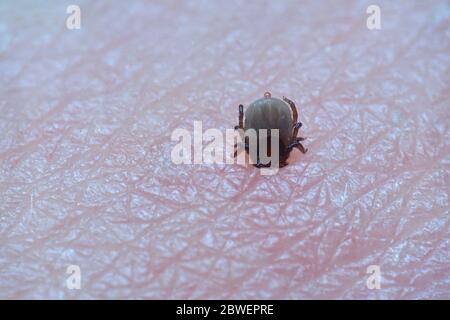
[283,96,298,125]
[293,121,302,138]
[234,105,245,155]
[279,160,288,168]
[254,161,286,168]
[287,141,308,154]
[296,143,308,154]
[233,143,238,158]
[234,104,244,131]
[238,104,244,130]
[233,143,241,158]
[254,162,271,168]
[233,142,248,158]
[296,136,306,142]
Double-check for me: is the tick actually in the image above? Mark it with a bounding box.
[233,92,308,168]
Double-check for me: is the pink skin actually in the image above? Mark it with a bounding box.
[0,0,449,299]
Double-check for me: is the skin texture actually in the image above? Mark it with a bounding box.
[0,0,449,299]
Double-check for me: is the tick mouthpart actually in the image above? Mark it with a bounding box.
[264,91,272,99]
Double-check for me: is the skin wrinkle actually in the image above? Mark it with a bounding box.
[11,93,158,197]
[2,1,188,162]
[3,3,124,92]
[1,0,449,299]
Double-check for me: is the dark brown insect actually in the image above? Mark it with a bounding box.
[233,92,307,168]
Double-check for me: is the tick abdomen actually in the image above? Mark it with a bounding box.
[244,97,293,147]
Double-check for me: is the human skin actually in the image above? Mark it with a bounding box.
[0,0,449,299]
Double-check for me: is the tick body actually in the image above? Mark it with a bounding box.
[234,92,307,168]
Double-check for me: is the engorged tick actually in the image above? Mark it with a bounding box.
[233,92,308,168]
